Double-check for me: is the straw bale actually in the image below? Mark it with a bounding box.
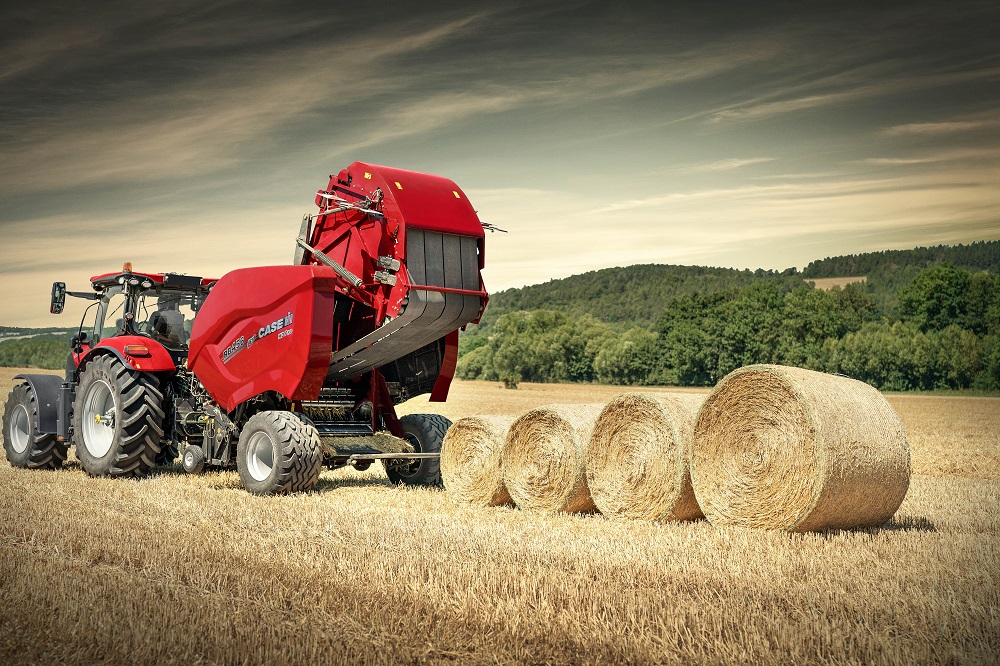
[691,364,911,532]
[441,415,516,506]
[587,393,706,521]
[319,432,413,459]
[502,404,605,513]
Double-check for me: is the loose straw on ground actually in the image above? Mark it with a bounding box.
[503,404,605,513]
[441,415,516,506]
[691,364,911,532]
[587,393,706,522]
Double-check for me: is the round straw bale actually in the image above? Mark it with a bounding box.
[441,415,516,507]
[691,364,911,532]
[587,393,706,522]
[502,404,605,513]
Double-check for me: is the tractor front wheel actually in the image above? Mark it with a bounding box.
[384,414,451,487]
[73,355,166,477]
[3,383,68,470]
[236,411,322,495]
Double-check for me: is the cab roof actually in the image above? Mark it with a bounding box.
[89,269,216,291]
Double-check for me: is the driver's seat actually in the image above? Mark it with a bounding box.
[148,308,186,347]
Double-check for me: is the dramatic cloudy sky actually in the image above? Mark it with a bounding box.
[1,1,998,325]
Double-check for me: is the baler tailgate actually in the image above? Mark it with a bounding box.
[325,230,482,381]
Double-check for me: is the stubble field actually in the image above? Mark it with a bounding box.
[1,368,998,664]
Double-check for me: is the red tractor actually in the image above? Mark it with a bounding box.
[3,163,490,494]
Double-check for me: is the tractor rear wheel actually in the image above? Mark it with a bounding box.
[384,414,451,487]
[236,411,322,495]
[73,355,166,477]
[156,442,179,466]
[3,383,68,470]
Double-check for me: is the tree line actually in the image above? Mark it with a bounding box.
[457,263,1000,391]
[802,240,1000,278]
[0,335,69,370]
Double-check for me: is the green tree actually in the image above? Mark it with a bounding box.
[899,263,970,331]
[718,282,785,374]
[593,328,658,385]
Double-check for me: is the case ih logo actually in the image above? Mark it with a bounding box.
[220,312,294,364]
[258,311,293,341]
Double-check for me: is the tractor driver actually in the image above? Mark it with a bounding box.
[147,292,186,347]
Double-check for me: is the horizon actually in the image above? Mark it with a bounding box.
[2,237,994,328]
[2,1,999,326]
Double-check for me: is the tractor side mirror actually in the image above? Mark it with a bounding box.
[50,282,66,314]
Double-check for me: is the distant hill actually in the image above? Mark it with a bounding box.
[474,264,803,338]
[467,241,1000,341]
[802,240,1000,278]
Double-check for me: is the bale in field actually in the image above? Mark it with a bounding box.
[587,393,706,522]
[691,364,911,532]
[441,415,516,507]
[502,404,605,513]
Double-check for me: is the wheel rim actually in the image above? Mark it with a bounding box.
[9,404,30,454]
[396,432,422,478]
[246,430,275,481]
[81,379,117,458]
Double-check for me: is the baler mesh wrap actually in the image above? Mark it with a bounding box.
[441,415,516,507]
[502,404,604,514]
[691,364,911,532]
[587,393,705,522]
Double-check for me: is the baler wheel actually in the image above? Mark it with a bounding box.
[182,445,206,474]
[384,414,451,487]
[73,355,166,477]
[2,383,68,470]
[236,411,322,495]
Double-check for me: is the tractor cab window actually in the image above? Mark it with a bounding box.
[138,291,198,349]
[94,291,127,344]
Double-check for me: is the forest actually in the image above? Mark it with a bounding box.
[458,241,1000,391]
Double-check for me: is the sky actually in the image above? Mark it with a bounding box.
[1,0,998,326]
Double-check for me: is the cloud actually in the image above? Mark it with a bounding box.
[0,11,493,194]
[684,157,775,172]
[707,67,1000,126]
[881,113,1000,136]
[861,146,1000,166]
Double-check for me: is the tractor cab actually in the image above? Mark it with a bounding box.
[51,263,216,364]
[85,265,216,352]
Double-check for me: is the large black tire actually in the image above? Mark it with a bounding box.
[236,411,322,495]
[3,383,68,470]
[73,355,166,477]
[156,441,179,466]
[384,414,451,487]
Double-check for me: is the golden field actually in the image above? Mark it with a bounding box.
[1,368,998,665]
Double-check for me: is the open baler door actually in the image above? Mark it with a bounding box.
[323,229,481,380]
[302,162,489,400]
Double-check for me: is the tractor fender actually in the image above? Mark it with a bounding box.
[82,336,177,373]
[12,374,63,435]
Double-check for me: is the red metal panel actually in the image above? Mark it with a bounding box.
[188,265,338,412]
[88,336,176,372]
[334,162,486,238]
[429,330,459,402]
